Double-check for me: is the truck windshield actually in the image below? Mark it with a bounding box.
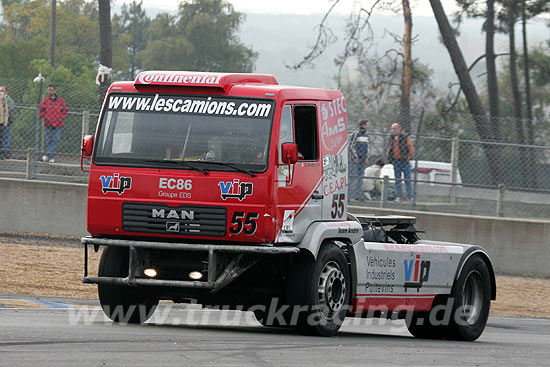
[94,93,274,172]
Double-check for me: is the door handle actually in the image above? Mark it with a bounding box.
[311,192,324,200]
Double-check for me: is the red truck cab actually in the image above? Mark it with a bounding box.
[85,71,349,244]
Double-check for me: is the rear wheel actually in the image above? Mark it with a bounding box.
[406,295,449,339]
[446,256,491,341]
[406,256,491,341]
[98,246,159,324]
[288,243,351,336]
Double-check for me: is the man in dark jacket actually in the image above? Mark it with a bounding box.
[349,119,370,201]
[387,122,415,201]
[40,85,67,163]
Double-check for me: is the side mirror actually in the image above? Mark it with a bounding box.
[281,142,297,164]
[82,135,93,157]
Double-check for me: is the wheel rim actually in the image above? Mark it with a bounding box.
[318,261,346,319]
[461,270,483,325]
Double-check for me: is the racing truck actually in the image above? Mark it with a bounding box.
[81,71,495,340]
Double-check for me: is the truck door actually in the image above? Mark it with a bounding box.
[276,104,323,243]
[318,98,348,221]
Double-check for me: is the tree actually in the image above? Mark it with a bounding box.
[530,40,550,87]
[288,1,416,132]
[503,0,525,148]
[113,0,150,79]
[140,13,193,70]
[520,0,549,146]
[499,0,549,188]
[455,0,501,139]
[486,0,500,140]
[400,0,412,133]
[98,0,112,102]
[49,0,56,66]
[429,0,506,185]
[341,56,435,133]
[141,0,256,72]
[0,0,99,79]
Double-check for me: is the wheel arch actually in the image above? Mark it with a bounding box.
[454,246,497,300]
[295,221,363,259]
[296,237,358,303]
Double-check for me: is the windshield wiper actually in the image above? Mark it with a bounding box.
[144,159,208,174]
[198,161,256,177]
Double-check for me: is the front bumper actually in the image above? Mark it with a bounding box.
[81,237,299,291]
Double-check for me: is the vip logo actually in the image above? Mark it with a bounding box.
[100,173,132,195]
[218,179,253,201]
[166,222,180,232]
[404,254,431,292]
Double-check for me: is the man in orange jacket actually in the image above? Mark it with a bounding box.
[387,123,415,201]
[40,85,67,163]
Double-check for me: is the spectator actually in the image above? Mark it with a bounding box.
[349,119,370,201]
[0,87,8,159]
[0,86,14,159]
[40,85,67,163]
[387,122,414,201]
[362,157,385,200]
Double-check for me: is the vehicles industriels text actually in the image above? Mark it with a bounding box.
[81,71,495,339]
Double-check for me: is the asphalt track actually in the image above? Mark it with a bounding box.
[1,295,549,367]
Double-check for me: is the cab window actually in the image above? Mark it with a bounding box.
[293,105,318,161]
[278,105,294,164]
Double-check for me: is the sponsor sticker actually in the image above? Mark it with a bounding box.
[218,179,253,201]
[404,254,431,292]
[107,94,273,119]
[158,178,193,199]
[320,97,347,152]
[100,173,132,195]
[282,210,295,233]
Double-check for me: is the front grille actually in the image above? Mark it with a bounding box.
[122,202,226,237]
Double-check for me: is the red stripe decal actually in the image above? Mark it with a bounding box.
[350,296,435,314]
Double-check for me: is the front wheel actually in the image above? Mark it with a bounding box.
[98,246,159,324]
[288,243,351,336]
[253,308,291,328]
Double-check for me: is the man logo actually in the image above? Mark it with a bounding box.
[166,222,180,232]
[152,209,194,220]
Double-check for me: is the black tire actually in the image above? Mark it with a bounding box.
[406,256,491,341]
[98,246,159,324]
[287,243,351,336]
[446,255,492,341]
[253,308,291,328]
[405,295,449,339]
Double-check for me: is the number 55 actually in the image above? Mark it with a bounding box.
[331,193,345,219]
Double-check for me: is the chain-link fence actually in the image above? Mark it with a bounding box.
[0,77,100,182]
[355,126,550,219]
[1,76,549,218]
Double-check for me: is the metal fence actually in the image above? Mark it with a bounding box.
[1,76,549,219]
[355,131,550,219]
[0,78,100,182]
[367,132,550,191]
